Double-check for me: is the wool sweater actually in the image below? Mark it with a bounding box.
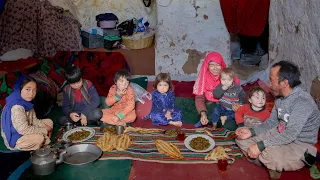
[235,104,270,126]
[213,84,246,110]
[251,86,320,151]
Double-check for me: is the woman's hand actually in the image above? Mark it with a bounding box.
[200,111,209,125]
[70,112,81,122]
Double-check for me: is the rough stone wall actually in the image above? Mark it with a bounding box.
[155,0,230,76]
[269,0,320,91]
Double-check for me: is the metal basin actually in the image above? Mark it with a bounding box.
[63,144,102,167]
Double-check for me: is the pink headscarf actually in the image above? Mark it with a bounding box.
[193,52,240,102]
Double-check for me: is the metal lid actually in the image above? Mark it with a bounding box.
[35,148,51,157]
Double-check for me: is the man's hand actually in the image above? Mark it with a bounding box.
[248,144,261,159]
[232,103,241,112]
[70,112,81,122]
[200,111,209,125]
[235,127,252,140]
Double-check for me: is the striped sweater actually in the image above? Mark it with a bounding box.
[213,84,246,110]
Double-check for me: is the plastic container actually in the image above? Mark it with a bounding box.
[81,31,104,49]
[99,20,118,29]
[103,29,120,36]
[104,36,121,50]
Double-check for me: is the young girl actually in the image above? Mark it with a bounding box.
[143,73,183,127]
[101,69,136,126]
[1,76,53,151]
[235,86,270,128]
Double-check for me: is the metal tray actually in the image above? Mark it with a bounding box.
[63,144,102,167]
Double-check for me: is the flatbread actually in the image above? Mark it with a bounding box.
[154,139,183,159]
[95,132,117,152]
[114,133,134,151]
[205,146,228,161]
[124,126,164,134]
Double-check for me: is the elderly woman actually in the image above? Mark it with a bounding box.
[1,76,53,151]
[193,52,240,130]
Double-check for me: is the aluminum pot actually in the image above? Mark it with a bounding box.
[30,148,66,176]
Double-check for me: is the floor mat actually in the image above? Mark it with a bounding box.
[53,127,241,164]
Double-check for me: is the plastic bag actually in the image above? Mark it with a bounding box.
[130,82,151,104]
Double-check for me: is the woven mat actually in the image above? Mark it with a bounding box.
[53,127,242,164]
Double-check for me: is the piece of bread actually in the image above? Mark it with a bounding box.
[205,146,228,160]
[96,132,117,152]
[114,134,134,151]
[124,126,164,134]
[154,140,183,159]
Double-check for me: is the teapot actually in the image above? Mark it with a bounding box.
[30,148,66,175]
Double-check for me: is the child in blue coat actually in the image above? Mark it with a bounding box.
[143,73,182,127]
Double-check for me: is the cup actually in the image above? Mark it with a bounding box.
[116,125,124,135]
[61,140,72,149]
[217,159,229,172]
[176,129,186,142]
[65,122,73,132]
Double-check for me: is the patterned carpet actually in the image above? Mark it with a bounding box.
[53,127,242,164]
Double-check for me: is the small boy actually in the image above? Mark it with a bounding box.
[101,69,136,126]
[235,86,270,128]
[58,66,102,126]
[212,68,246,130]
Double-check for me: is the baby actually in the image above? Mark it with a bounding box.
[235,86,270,128]
[212,68,246,130]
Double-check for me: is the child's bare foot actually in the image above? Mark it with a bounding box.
[169,121,182,127]
[220,116,227,126]
[212,123,217,130]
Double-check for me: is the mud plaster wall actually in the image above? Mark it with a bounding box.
[155,0,230,76]
[269,0,320,91]
[48,0,157,28]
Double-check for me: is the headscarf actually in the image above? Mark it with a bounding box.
[193,52,239,102]
[1,75,34,148]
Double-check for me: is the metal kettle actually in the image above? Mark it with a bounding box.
[30,148,66,175]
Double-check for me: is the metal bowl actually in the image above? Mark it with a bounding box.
[63,144,102,167]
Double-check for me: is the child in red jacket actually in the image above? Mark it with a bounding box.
[235,87,270,128]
